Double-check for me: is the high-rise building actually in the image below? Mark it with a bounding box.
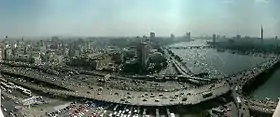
[150,32,155,40]
[135,36,141,43]
[68,44,80,57]
[236,35,241,40]
[216,35,220,40]
[276,36,278,40]
[137,42,150,69]
[143,35,149,42]
[186,32,191,40]
[261,25,264,40]
[212,34,216,43]
[0,47,3,62]
[170,34,175,39]
[3,48,12,60]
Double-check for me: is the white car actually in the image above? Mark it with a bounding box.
[78,112,84,116]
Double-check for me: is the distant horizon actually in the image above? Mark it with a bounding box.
[0,34,277,40]
[0,0,279,37]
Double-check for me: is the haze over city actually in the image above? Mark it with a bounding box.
[1,1,280,117]
[0,0,279,37]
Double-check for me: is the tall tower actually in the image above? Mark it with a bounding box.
[261,25,264,40]
[186,32,191,40]
[170,34,175,39]
[150,32,155,39]
[212,34,216,43]
[137,42,149,69]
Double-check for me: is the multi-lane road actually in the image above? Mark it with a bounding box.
[0,65,231,107]
[1,53,278,114]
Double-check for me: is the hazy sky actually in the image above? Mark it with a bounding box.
[0,0,279,37]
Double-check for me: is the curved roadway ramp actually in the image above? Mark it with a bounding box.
[273,99,280,117]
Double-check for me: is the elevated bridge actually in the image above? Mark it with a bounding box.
[168,46,211,50]
[170,59,216,83]
[247,99,276,115]
[172,60,193,75]
[164,75,213,82]
[5,74,231,107]
[229,57,280,115]
[248,105,275,115]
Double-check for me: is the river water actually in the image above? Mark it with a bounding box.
[169,40,280,101]
[170,40,267,78]
[250,69,280,101]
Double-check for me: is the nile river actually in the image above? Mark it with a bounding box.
[170,40,280,101]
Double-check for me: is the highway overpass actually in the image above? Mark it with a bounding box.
[4,73,231,107]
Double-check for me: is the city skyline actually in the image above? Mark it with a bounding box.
[0,0,279,37]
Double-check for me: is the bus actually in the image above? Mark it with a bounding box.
[7,82,15,87]
[202,92,213,98]
[15,86,32,96]
[212,108,224,115]
[1,82,13,89]
[23,90,32,96]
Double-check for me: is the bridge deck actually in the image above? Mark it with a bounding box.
[4,74,230,107]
